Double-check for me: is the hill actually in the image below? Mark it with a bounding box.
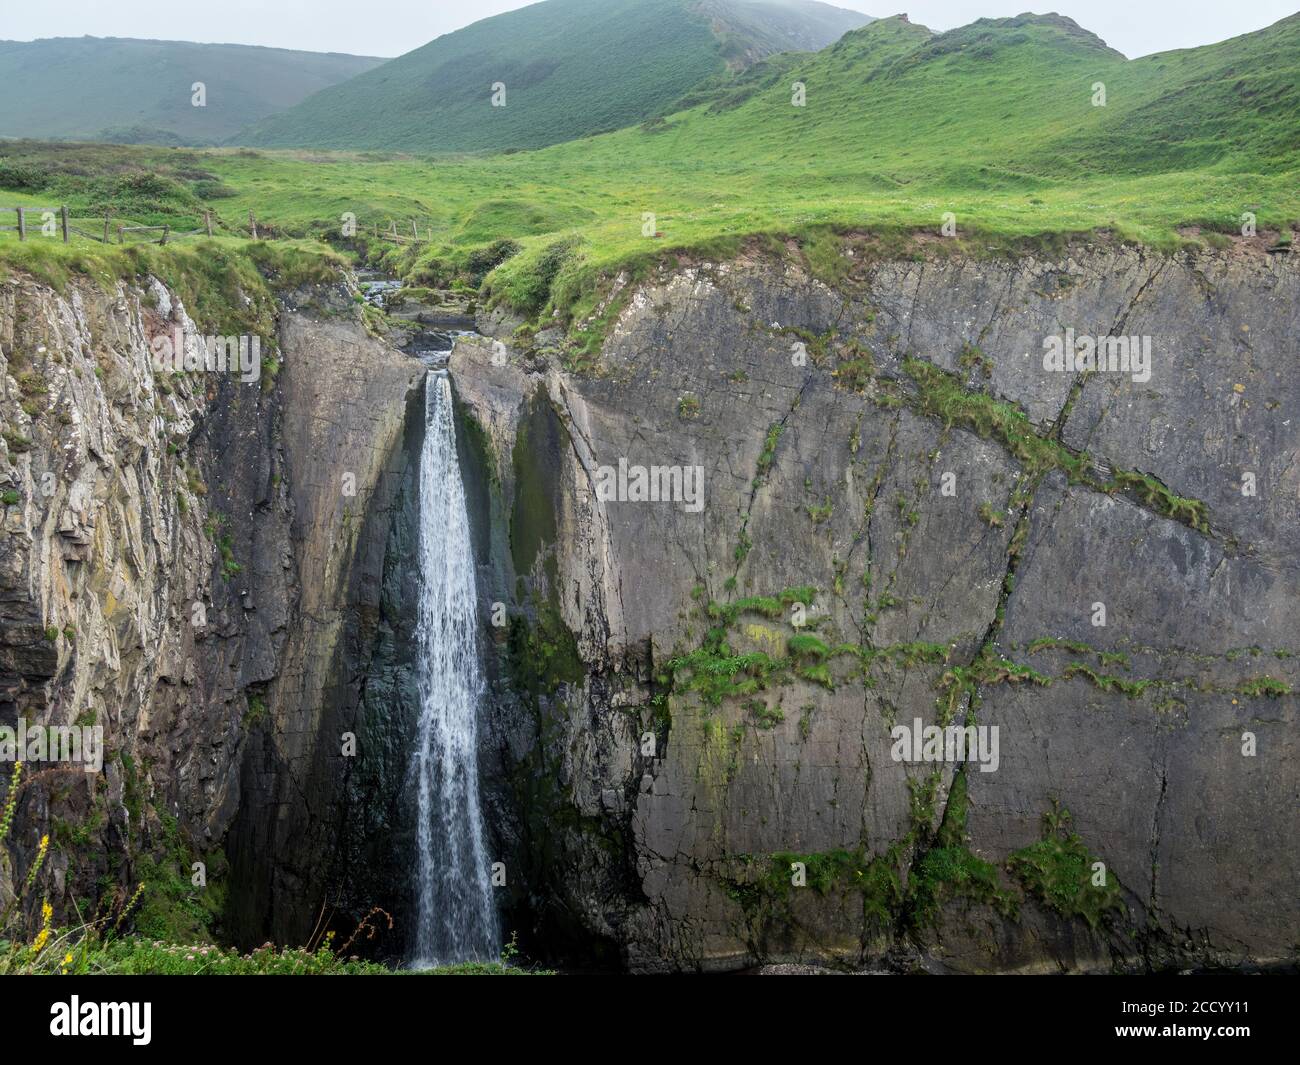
[1,12,1297,333]
[315,9,1300,316]
[0,37,385,145]
[234,0,872,152]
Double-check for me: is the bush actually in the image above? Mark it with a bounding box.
[464,238,522,283]
[488,237,578,318]
[0,163,49,191]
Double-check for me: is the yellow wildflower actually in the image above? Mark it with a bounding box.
[25,834,50,891]
[31,900,53,953]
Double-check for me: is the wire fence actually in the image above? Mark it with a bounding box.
[0,205,218,245]
[0,205,436,248]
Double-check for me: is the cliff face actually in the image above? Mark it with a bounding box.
[0,271,424,950]
[0,273,237,924]
[2,239,1295,974]
[454,239,1299,972]
[221,311,426,949]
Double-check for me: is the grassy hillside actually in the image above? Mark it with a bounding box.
[1,13,1296,341]
[0,37,385,145]
[236,0,871,152]
[234,14,1300,280]
[697,0,874,66]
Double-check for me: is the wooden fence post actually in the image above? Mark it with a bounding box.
[60,205,69,243]
[204,211,213,237]
[118,225,125,245]
[16,207,25,242]
[161,226,170,246]
[103,212,112,244]
[249,211,258,239]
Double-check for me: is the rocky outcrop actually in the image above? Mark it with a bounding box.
[0,270,425,950]
[0,272,245,926]
[453,238,1299,972]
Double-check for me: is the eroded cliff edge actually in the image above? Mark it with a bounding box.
[454,239,1299,973]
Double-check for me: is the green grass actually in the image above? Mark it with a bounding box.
[1006,802,1123,928]
[901,358,1090,480]
[1061,663,1152,699]
[723,846,903,936]
[1,11,1296,345]
[0,224,345,357]
[4,936,551,975]
[897,358,1215,532]
[1237,676,1293,698]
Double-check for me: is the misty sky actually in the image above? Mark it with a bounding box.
[3,0,1295,60]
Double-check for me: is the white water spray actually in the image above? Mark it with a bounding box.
[409,370,498,968]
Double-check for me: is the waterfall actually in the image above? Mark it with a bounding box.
[409,370,498,968]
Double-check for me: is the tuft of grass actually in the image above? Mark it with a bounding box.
[1106,470,1210,534]
[786,633,830,660]
[907,773,1017,928]
[746,700,785,729]
[244,695,269,728]
[755,423,782,480]
[1237,676,1292,698]
[1006,801,1122,928]
[1062,662,1151,698]
[903,358,1087,480]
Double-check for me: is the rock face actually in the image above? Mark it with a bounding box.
[2,240,1295,975]
[0,272,251,926]
[0,271,424,951]
[452,239,1298,973]
[221,312,427,949]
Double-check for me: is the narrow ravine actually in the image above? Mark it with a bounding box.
[407,369,499,968]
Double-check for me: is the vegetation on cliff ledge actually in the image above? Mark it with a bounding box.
[722,778,1123,952]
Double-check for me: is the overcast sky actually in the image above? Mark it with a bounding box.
[3,0,1295,59]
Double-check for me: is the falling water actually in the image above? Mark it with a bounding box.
[409,370,498,968]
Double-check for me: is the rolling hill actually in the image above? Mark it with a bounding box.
[1,11,1296,329]
[234,0,872,152]
[320,9,1300,310]
[0,37,385,145]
